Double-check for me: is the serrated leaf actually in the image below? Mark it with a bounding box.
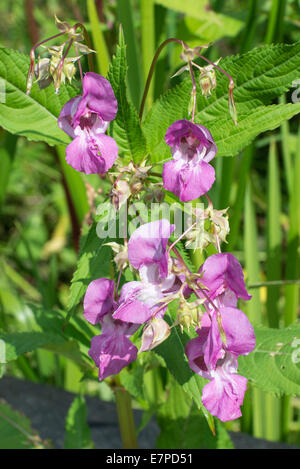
[64,395,94,449]
[154,315,210,412]
[68,221,112,311]
[209,103,300,156]
[144,41,300,162]
[0,48,79,146]
[156,379,233,449]
[0,400,51,449]
[239,324,300,396]
[107,29,147,164]
[0,331,65,362]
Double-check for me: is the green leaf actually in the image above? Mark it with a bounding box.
[239,324,300,396]
[0,400,50,449]
[144,41,300,162]
[64,395,94,449]
[156,0,243,44]
[209,103,300,157]
[107,28,147,164]
[156,379,233,449]
[0,331,65,362]
[0,47,78,146]
[68,221,112,311]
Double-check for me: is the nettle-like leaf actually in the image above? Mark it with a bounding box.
[0,331,65,362]
[155,307,215,432]
[156,380,233,449]
[68,221,112,311]
[0,400,51,449]
[239,324,300,396]
[107,28,147,164]
[64,395,94,449]
[0,47,79,146]
[144,41,300,162]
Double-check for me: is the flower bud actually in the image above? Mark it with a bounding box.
[140,318,171,352]
[105,242,129,271]
[199,65,217,97]
[111,179,131,210]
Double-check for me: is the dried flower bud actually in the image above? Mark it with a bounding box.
[105,242,129,271]
[198,61,218,97]
[111,179,131,210]
[140,318,171,352]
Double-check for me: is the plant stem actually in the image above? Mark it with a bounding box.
[139,38,182,120]
[87,0,110,75]
[141,0,155,109]
[114,375,138,449]
[244,181,265,438]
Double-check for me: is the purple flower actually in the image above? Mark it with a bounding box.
[84,278,138,380]
[185,307,255,421]
[163,119,217,202]
[113,277,172,324]
[58,72,118,174]
[199,253,251,308]
[113,220,177,325]
[83,278,117,325]
[89,314,138,381]
[128,219,175,282]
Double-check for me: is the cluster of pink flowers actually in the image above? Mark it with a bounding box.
[59,73,255,422]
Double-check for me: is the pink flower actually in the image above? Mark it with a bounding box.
[128,219,175,282]
[89,314,138,381]
[113,220,177,325]
[198,253,251,308]
[185,308,255,421]
[163,119,217,202]
[83,278,117,325]
[58,72,118,174]
[84,279,138,380]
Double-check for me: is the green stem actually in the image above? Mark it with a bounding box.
[265,138,282,440]
[265,0,287,44]
[280,94,293,196]
[141,0,155,109]
[266,138,281,329]
[87,0,109,75]
[114,376,138,449]
[282,123,300,442]
[116,0,142,109]
[244,181,265,438]
[240,0,258,53]
[139,38,181,120]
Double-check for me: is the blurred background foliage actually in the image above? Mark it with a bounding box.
[0,0,300,447]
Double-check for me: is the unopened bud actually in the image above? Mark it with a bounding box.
[111,179,130,210]
[199,68,217,97]
[140,318,171,352]
[229,86,238,126]
[105,242,129,271]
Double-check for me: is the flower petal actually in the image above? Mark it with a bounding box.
[221,307,256,356]
[199,253,251,304]
[58,96,81,138]
[83,278,116,325]
[202,371,247,422]
[73,73,117,125]
[163,159,215,202]
[128,220,175,279]
[65,132,118,174]
[89,333,137,380]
